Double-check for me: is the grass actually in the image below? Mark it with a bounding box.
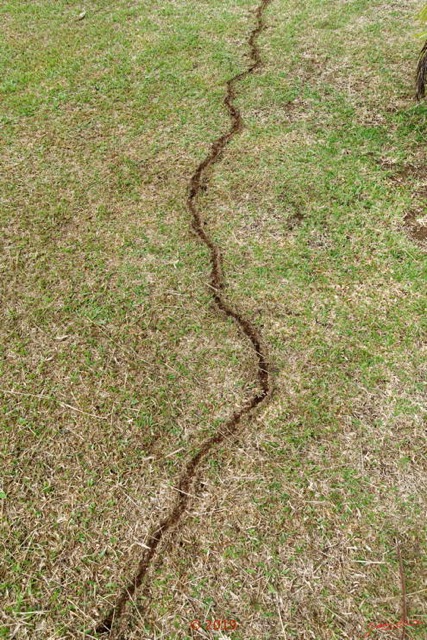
[1,0,426,638]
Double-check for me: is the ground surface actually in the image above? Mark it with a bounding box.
[1,0,426,639]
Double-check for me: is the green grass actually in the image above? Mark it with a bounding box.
[1,0,426,638]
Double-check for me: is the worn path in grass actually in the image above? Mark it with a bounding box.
[96,1,273,634]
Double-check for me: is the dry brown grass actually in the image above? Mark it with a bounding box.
[1,0,426,639]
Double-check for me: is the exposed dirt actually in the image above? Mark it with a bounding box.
[404,206,427,243]
[381,159,427,247]
[96,0,273,634]
[404,183,427,244]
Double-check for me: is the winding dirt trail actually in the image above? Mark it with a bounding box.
[96,0,273,633]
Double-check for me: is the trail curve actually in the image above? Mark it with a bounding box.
[96,0,273,633]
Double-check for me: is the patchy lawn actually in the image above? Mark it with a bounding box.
[1,0,426,638]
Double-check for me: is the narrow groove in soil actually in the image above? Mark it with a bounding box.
[96,0,272,633]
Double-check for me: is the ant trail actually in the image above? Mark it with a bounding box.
[96,0,273,633]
